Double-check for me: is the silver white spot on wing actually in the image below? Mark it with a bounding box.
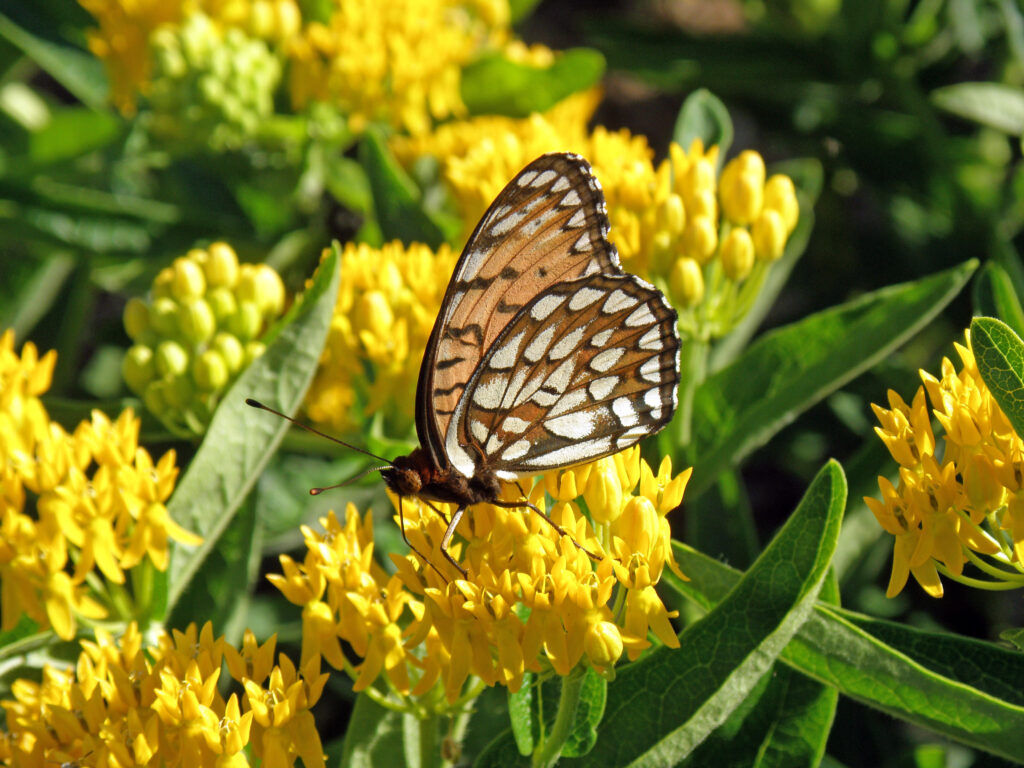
[602,289,639,314]
[503,439,531,461]
[472,373,509,410]
[638,327,662,351]
[590,347,625,372]
[545,410,594,439]
[524,325,557,363]
[639,357,661,384]
[625,304,656,327]
[532,169,557,187]
[568,287,604,311]
[567,209,586,228]
[560,189,582,207]
[613,397,638,427]
[531,294,566,321]
[518,170,538,187]
[590,329,614,347]
[588,375,619,400]
[525,437,612,468]
[573,231,592,253]
[490,331,525,370]
[644,388,663,420]
[503,416,531,434]
[470,419,489,443]
[549,325,587,360]
[549,388,588,417]
[488,208,527,237]
[551,175,570,192]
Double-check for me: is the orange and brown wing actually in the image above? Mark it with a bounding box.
[416,153,621,469]
[446,272,680,479]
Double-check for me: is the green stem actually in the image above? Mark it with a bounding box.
[533,665,586,768]
[675,337,709,448]
[416,710,439,768]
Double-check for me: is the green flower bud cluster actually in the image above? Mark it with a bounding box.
[123,242,286,434]
[145,13,282,153]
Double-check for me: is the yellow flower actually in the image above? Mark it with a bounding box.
[271,450,690,705]
[287,0,507,135]
[0,622,311,768]
[867,329,1024,596]
[304,242,457,435]
[0,330,198,639]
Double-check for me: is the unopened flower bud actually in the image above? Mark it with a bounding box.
[661,193,686,236]
[193,349,230,391]
[122,344,155,393]
[355,290,394,338]
[669,257,704,307]
[206,286,238,323]
[204,242,240,287]
[752,209,787,262]
[721,228,755,281]
[584,458,624,524]
[149,297,181,337]
[584,620,624,669]
[123,297,151,341]
[681,215,717,263]
[211,332,245,372]
[229,300,263,340]
[171,257,207,300]
[177,298,216,343]
[244,340,266,365]
[764,174,799,233]
[155,340,190,378]
[720,151,766,224]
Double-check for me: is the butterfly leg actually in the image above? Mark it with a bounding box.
[439,505,469,579]
[398,494,451,582]
[494,492,603,563]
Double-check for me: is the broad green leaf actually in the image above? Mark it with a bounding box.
[340,694,414,768]
[973,261,1024,339]
[461,48,605,118]
[569,460,842,767]
[508,0,542,23]
[0,12,107,110]
[931,82,1024,135]
[688,260,977,497]
[668,544,1024,761]
[672,89,733,163]
[164,247,340,614]
[971,316,1024,440]
[359,128,447,248]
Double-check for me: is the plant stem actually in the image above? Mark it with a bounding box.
[533,665,586,768]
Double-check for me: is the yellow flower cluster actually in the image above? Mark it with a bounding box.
[0,622,327,768]
[78,0,300,114]
[867,330,1024,598]
[287,0,509,134]
[0,330,199,640]
[392,106,799,340]
[123,243,285,434]
[270,447,690,704]
[304,241,458,435]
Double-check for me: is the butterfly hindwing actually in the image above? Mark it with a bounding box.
[446,272,680,478]
[417,153,622,468]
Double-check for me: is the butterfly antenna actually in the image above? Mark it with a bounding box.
[245,399,393,465]
[309,464,391,495]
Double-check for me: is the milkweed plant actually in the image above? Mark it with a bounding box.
[2,1,1024,766]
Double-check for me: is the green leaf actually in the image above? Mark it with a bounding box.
[164,246,340,614]
[672,89,733,162]
[461,48,605,118]
[0,253,74,339]
[505,669,607,759]
[29,107,122,165]
[508,0,542,23]
[340,694,412,768]
[688,260,977,497]
[931,82,1024,135]
[668,546,1024,761]
[0,12,108,110]
[567,461,845,766]
[973,261,1024,338]
[359,127,447,248]
[971,316,1024,440]
[1001,628,1024,651]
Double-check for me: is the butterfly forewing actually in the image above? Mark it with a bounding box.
[450,272,680,478]
[417,153,622,468]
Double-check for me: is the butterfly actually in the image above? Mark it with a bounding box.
[378,152,681,576]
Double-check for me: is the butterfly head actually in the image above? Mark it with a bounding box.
[380,451,425,497]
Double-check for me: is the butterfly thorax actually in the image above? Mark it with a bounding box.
[382,447,501,507]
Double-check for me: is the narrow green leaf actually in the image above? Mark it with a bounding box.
[668,545,1024,761]
[931,82,1024,135]
[971,316,1024,440]
[569,461,845,767]
[164,247,340,614]
[672,89,733,163]
[0,253,74,339]
[508,674,535,755]
[505,669,606,759]
[461,48,605,118]
[973,262,1024,339]
[29,107,122,164]
[0,12,108,110]
[562,669,607,757]
[359,128,446,248]
[689,260,977,497]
